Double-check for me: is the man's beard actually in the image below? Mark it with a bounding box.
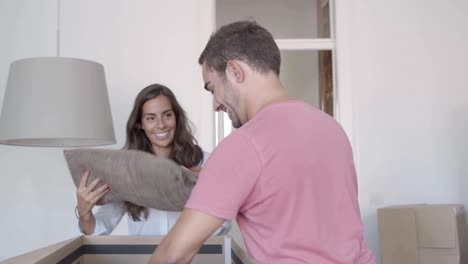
[223,80,242,128]
[231,116,241,128]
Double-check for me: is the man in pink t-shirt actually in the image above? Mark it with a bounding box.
[150,21,375,264]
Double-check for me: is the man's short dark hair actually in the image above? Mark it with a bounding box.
[198,21,281,77]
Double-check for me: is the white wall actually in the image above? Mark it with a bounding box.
[336,0,468,262]
[0,0,214,260]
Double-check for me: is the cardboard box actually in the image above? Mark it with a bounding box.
[1,235,256,264]
[378,204,465,264]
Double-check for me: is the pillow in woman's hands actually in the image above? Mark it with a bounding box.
[64,149,197,211]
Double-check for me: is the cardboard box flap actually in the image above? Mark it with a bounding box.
[378,204,465,264]
[378,207,419,264]
[416,205,461,249]
[1,235,247,264]
[0,236,82,264]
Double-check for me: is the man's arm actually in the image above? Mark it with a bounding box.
[149,208,225,264]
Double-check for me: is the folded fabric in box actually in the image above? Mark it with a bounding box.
[64,149,197,211]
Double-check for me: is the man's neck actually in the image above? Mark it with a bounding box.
[245,75,289,121]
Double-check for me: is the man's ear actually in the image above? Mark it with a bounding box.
[225,60,245,83]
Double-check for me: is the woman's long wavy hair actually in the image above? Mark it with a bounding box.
[123,84,203,221]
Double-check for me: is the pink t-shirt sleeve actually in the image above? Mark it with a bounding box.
[185,131,261,220]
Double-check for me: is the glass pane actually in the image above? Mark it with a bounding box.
[216,0,331,39]
[223,112,232,138]
[280,50,334,116]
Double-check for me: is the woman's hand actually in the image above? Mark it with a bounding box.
[181,166,202,176]
[76,170,110,218]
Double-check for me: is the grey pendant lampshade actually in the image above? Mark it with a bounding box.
[0,57,116,147]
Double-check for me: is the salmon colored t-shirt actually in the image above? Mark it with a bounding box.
[186,100,375,264]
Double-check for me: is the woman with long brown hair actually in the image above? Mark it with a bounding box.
[75,84,231,235]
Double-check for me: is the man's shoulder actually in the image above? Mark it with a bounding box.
[216,128,254,152]
[204,128,261,169]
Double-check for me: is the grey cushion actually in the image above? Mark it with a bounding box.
[64,149,197,211]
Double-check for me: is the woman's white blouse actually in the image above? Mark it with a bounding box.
[90,202,231,235]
